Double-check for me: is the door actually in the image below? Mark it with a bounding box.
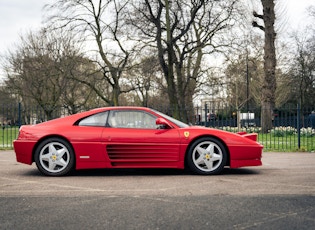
[103,110,181,167]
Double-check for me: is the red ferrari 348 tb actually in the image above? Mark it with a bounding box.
[14,107,263,176]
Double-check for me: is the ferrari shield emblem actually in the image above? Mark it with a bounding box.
[184,131,190,138]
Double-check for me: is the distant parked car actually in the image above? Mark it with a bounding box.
[14,107,263,176]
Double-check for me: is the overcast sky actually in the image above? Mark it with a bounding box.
[0,0,314,75]
[0,0,47,52]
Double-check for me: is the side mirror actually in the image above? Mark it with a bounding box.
[156,118,173,129]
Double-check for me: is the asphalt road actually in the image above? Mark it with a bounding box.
[1,151,315,229]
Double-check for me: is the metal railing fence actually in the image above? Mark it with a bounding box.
[1,103,314,151]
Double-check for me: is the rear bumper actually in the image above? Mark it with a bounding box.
[13,140,36,165]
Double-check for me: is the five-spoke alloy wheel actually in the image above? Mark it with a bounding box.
[35,138,74,176]
[187,137,227,175]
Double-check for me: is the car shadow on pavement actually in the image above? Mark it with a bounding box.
[22,167,260,177]
[68,167,259,177]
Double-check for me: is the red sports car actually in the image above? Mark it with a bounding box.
[13,107,263,176]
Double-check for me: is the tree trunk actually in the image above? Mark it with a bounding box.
[165,0,180,119]
[261,0,277,133]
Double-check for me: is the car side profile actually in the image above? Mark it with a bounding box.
[13,107,263,176]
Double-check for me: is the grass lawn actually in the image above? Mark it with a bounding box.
[259,134,315,152]
[0,126,19,150]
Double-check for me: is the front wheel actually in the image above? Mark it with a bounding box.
[187,137,227,175]
[34,138,75,176]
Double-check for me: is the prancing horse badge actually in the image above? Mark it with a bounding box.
[184,131,190,138]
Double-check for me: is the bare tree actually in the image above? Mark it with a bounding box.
[288,32,315,108]
[4,29,67,119]
[129,0,239,121]
[127,56,162,107]
[225,53,264,111]
[59,56,106,114]
[0,84,17,106]
[45,0,136,106]
[3,28,94,119]
[253,0,277,132]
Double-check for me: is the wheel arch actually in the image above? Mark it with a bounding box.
[184,135,230,168]
[32,135,75,163]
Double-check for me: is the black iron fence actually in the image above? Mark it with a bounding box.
[1,103,315,151]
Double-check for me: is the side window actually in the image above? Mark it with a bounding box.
[78,112,108,127]
[108,110,157,129]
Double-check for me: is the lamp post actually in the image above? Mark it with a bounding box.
[246,48,249,114]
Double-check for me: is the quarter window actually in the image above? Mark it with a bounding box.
[78,112,108,127]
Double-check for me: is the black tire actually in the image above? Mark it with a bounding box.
[34,138,75,176]
[187,137,227,175]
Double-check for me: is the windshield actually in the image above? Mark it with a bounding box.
[152,109,189,128]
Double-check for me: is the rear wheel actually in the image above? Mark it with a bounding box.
[34,138,74,176]
[187,137,227,175]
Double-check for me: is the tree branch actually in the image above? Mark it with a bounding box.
[252,21,265,31]
[253,11,264,20]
